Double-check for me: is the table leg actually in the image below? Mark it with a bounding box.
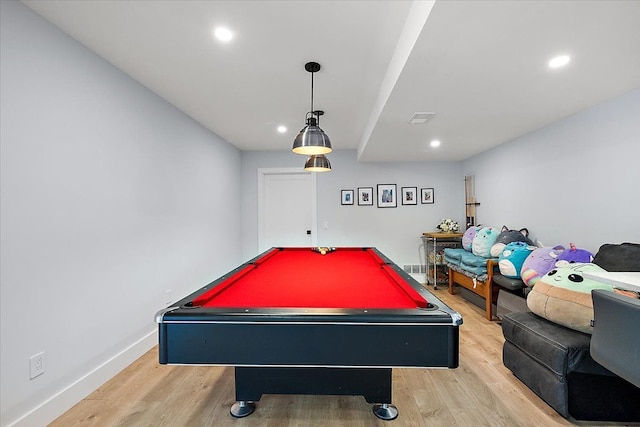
[373,403,399,420]
[233,366,395,419]
[230,400,255,418]
[432,237,438,289]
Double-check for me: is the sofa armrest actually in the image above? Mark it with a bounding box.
[590,289,640,388]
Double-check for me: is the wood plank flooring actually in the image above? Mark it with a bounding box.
[49,287,639,427]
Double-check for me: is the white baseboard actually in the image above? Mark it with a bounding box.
[7,330,157,427]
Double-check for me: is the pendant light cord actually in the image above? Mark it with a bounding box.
[310,71,314,114]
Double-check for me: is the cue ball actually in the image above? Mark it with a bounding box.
[321,249,326,255]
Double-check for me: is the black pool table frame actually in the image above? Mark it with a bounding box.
[156,247,462,420]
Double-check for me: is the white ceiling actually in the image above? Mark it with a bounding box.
[22,0,640,162]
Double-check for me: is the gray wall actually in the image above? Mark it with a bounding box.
[242,150,464,266]
[463,89,640,253]
[241,87,640,265]
[0,2,242,426]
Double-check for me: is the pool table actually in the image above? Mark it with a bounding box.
[156,247,462,420]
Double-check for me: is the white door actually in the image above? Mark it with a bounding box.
[258,168,317,253]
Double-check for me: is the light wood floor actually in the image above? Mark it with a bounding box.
[50,287,639,427]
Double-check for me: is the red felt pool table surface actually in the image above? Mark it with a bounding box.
[192,247,427,309]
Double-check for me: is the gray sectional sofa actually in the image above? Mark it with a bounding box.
[501,242,640,421]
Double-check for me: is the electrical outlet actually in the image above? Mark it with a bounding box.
[30,352,45,379]
[165,289,173,306]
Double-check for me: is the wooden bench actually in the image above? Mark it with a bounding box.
[448,259,498,320]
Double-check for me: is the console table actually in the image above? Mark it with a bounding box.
[422,232,463,289]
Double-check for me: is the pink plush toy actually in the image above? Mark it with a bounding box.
[520,245,565,287]
[462,226,482,252]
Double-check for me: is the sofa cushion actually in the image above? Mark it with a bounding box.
[592,242,640,272]
[446,262,490,283]
[460,251,490,268]
[457,263,488,276]
[501,311,612,378]
[443,247,466,264]
[493,274,525,291]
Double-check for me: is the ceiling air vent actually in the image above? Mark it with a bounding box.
[408,112,436,124]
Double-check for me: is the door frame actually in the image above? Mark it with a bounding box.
[257,167,317,252]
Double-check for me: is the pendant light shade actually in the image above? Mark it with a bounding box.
[292,114,332,155]
[292,62,332,156]
[304,154,332,172]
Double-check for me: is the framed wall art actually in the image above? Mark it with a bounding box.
[401,187,417,205]
[377,184,397,208]
[358,187,373,206]
[421,188,434,204]
[341,189,354,205]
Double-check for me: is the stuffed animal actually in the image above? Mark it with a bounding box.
[471,227,499,258]
[555,243,594,267]
[520,245,565,286]
[462,226,482,252]
[498,242,535,278]
[526,263,615,333]
[490,226,534,257]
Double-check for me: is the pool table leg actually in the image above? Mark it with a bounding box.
[373,403,399,420]
[230,400,255,418]
[233,366,396,419]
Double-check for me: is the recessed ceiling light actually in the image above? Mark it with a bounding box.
[548,55,570,68]
[277,126,287,133]
[213,27,233,42]
[430,140,441,148]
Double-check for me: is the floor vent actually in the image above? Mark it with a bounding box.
[404,265,426,275]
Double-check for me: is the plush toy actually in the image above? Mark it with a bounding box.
[471,227,499,258]
[526,263,615,334]
[498,242,535,278]
[555,243,594,267]
[490,226,534,257]
[520,245,565,286]
[462,226,482,252]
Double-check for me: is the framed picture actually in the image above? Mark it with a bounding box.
[341,189,354,205]
[377,184,397,208]
[358,187,373,206]
[421,187,434,204]
[401,187,418,205]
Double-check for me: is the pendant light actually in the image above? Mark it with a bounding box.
[292,62,332,156]
[304,154,332,172]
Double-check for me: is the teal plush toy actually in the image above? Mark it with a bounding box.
[471,227,499,258]
[498,241,534,278]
